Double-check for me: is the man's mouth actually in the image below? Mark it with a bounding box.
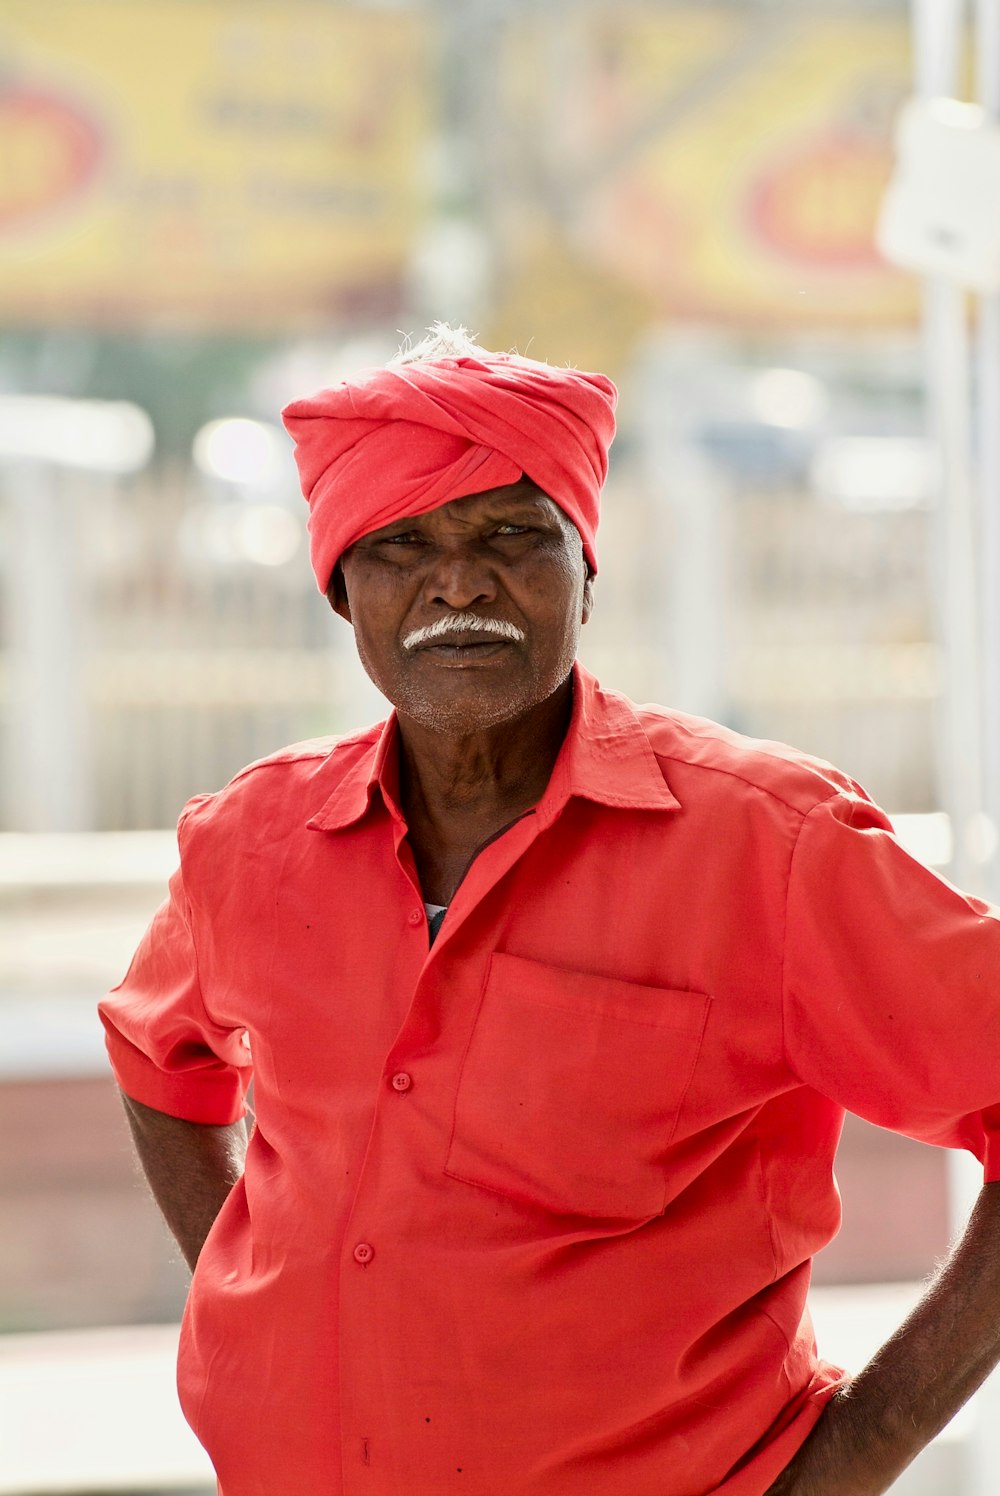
[415,631,511,650]
[413,634,515,662]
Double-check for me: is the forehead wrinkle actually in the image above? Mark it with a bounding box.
[435,481,550,521]
[372,485,561,539]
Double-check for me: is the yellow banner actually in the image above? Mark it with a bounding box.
[501,11,919,332]
[0,3,431,329]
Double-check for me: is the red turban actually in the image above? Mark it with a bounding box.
[281,352,617,592]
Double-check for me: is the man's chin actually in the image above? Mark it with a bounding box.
[398,695,533,738]
[391,676,556,739]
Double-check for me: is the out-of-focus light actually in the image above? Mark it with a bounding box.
[895,809,998,871]
[0,396,154,473]
[965,811,999,867]
[749,369,827,429]
[193,418,288,487]
[891,812,952,868]
[234,505,301,566]
[178,502,302,568]
[810,437,939,511]
[934,97,985,131]
[408,216,492,328]
[178,505,237,566]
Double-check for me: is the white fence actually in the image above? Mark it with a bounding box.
[0,344,944,833]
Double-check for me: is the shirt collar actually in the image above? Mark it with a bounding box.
[306,661,680,835]
[533,662,680,827]
[306,714,403,834]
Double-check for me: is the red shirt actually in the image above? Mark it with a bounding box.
[99,664,1000,1496]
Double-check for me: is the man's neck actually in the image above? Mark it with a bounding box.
[396,678,573,832]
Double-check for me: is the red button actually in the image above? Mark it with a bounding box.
[391,1072,412,1093]
[353,1242,374,1264]
[407,909,422,926]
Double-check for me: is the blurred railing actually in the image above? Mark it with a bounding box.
[0,458,383,831]
[0,346,946,832]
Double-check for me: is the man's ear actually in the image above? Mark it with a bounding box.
[581,566,595,625]
[327,562,352,623]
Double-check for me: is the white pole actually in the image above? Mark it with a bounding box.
[637,345,729,724]
[2,462,92,830]
[964,3,1000,1492]
[976,0,1000,909]
[912,0,984,896]
[658,440,728,723]
[924,289,985,893]
[908,3,991,1479]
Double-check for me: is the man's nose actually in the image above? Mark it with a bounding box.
[423,544,498,610]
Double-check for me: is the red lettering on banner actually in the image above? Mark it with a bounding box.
[746,132,891,270]
[0,87,103,231]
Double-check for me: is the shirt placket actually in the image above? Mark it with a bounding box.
[336,808,552,1493]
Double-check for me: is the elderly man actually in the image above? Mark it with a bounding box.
[101,326,1000,1496]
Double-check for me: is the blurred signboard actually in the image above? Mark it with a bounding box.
[503,9,919,332]
[0,2,431,329]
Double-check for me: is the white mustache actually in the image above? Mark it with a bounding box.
[402,612,525,651]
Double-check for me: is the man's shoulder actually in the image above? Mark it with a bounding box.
[224,724,383,792]
[628,696,860,819]
[176,722,385,836]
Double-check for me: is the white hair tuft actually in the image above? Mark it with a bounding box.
[391,321,570,374]
[391,321,498,365]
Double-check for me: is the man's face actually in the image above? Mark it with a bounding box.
[334,478,594,735]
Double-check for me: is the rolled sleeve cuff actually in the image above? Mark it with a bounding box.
[103,1026,249,1126]
[984,1120,1000,1184]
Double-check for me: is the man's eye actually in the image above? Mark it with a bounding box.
[494,523,530,536]
[380,532,422,545]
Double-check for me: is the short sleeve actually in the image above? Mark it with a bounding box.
[98,845,251,1125]
[782,789,1000,1181]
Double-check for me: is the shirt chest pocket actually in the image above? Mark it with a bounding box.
[445,952,711,1220]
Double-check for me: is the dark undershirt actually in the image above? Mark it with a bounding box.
[426,905,447,944]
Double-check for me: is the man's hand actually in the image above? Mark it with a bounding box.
[120,1091,248,1270]
[765,1180,1000,1495]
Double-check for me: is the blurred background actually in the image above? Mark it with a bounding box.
[1,0,998,1490]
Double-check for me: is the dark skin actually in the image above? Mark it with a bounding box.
[120,1094,248,1273]
[764,1182,1000,1493]
[331,477,593,902]
[120,477,1000,1492]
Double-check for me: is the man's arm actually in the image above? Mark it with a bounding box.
[767,1180,1000,1496]
[120,1091,249,1271]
